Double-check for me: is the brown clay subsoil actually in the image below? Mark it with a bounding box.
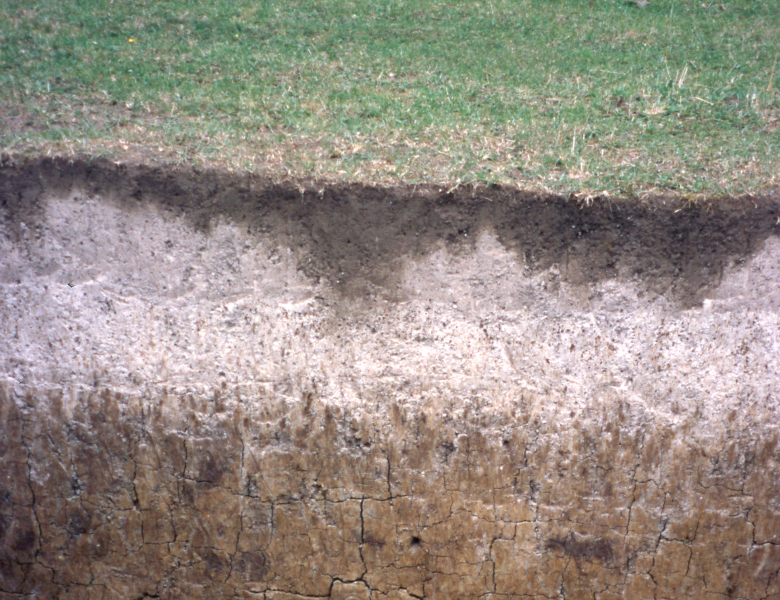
[1,155,780,600]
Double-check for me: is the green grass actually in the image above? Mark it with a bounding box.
[1,0,778,196]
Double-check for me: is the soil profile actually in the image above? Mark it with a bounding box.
[1,156,779,599]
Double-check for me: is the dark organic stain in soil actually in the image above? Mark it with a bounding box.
[546,533,615,564]
[1,156,779,307]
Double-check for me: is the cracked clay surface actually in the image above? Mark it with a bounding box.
[1,158,780,599]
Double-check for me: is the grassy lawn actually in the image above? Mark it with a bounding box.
[1,0,778,197]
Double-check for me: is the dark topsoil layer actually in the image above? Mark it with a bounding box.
[2,155,779,307]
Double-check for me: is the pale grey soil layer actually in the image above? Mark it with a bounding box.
[1,158,780,599]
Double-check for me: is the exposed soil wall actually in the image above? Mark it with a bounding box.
[1,158,780,600]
